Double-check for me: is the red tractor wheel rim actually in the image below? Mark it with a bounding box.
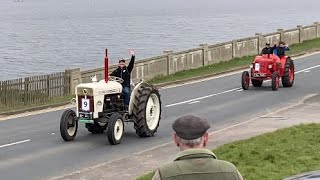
[289,66,294,82]
[245,74,249,87]
[276,76,279,88]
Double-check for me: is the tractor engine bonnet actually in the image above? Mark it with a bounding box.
[76,81,123,96]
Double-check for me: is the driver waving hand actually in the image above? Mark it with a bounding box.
[110,50,135,107]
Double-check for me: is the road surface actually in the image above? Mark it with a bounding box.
[0,53,320,180]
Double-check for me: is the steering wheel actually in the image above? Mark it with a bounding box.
[108,76,124,83]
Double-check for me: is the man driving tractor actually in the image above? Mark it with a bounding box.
[110,50,135,107]
[260,42,273,55]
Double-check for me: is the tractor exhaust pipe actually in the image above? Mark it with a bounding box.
[105,49,109,83]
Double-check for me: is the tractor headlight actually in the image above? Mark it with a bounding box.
[70,98,77,105]
[268,64,273,69]
[250,64,254,69]
[97,100,102,106]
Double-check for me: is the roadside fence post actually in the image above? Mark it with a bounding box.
[163,50,173,75]
[199,43,208,67]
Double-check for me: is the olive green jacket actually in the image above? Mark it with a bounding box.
[152,149,243,180]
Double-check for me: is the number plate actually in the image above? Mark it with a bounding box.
[80,113,89,118]
[82,98,90,111]
[253,73,266,77]
[255,63,260,71]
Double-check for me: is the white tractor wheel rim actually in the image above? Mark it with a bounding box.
[67,116,76,136]
[114,119,124,141]
[146,94,160,131]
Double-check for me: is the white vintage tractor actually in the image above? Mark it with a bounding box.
[60,49,162,145]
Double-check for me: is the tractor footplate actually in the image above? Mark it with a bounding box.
[79,118,94,124]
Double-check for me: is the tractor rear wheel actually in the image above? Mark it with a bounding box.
[241,71,250,90]
[282,58,295,87]
[60,109,78,141]
[271,72,279,91]
[106,113,124,145]
[132,83,162,137]
[251,79,263,87]
[85,122,107,134]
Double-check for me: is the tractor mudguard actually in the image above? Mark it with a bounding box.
[128,80,144,115]
[280,56,288,69]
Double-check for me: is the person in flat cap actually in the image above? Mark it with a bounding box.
[152,115,243,180]
[260,42,273,55]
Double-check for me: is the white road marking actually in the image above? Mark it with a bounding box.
[296,64,320,73]
[165,87,241,107]
[237,89,243,92]
[0,139,31,149]
[165,64,320,107]
[0,104,74,122]
[160,70,247,90]
[188,101,200,105]
[52,94,314,180]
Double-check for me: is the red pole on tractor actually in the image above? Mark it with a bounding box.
[105,49,109,83]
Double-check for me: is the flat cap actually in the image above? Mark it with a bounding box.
[172,115,210,140]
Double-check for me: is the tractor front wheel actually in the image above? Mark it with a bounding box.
[271,72,280,91]
[241,71,250,90]
[282,58,295,87]
[106,113,124,145]
[60,109,78,141]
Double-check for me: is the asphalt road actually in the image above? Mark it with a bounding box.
[0,53,320,180]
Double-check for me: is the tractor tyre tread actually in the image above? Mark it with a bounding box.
[241,71,250,90]
[272,72,279,91]
[60,109,78,141]
[106,113,123,145]
[282,58,295,87]
[132,83,162,137]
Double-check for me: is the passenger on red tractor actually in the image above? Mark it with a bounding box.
[110,50,135,107]
[273,41,290,58]
[260,42,273,55]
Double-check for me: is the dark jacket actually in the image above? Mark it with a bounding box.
[273,46,290,57]
[154,149,243,180]
[260,47,273,55]
[110,55,135,87]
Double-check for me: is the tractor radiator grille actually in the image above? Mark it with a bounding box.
[78,95,94,112]
[258,63,267,72]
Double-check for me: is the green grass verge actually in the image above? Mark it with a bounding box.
[150,56,254,85]
[137,173,154,180]
[150,38,320,85]
[0,95,74,114]
[138,123,320,180]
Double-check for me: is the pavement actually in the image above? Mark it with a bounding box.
[0,53,320,180]
[54,94,320,180]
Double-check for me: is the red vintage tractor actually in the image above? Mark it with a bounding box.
[241,54,295,91]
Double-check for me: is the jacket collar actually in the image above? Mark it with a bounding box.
[174,148,217,161]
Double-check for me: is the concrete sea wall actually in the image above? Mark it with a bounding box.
[68,22,320,93]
